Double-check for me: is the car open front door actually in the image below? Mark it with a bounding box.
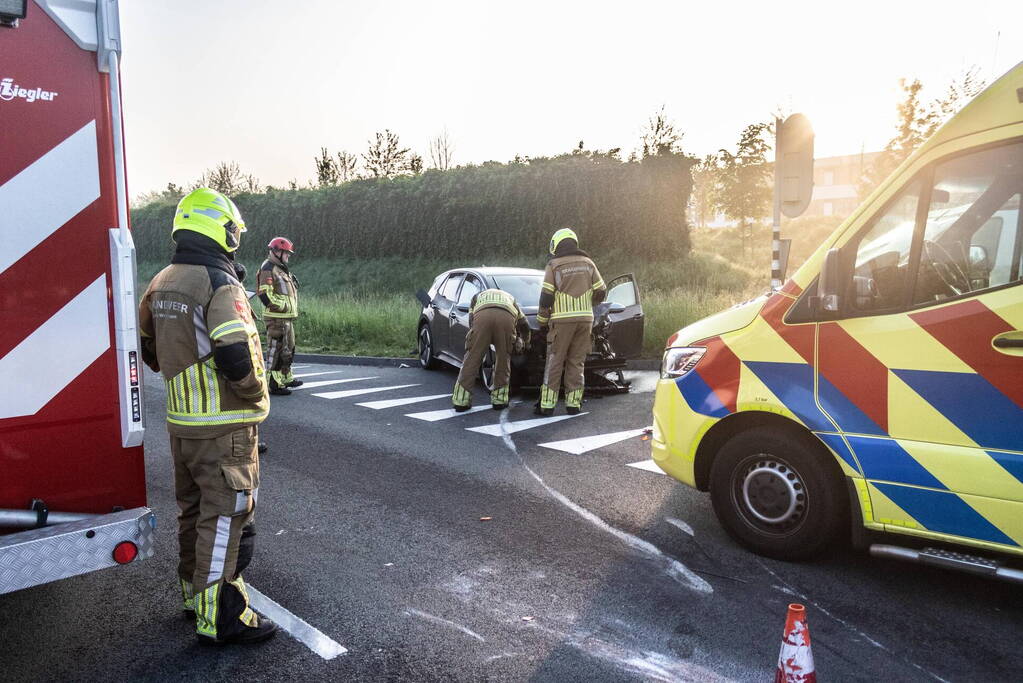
[604,274,644,359]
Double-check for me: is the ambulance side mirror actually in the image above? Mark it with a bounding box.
[816,248,842,313]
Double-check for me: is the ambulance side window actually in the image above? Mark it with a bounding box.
[849,179,923,312]
[912,142,1023,304]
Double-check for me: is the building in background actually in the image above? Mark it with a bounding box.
[695,150,882,228]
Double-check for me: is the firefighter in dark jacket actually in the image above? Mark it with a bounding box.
[257,237,301,395]
[138,187,276,645]
[536,228,606,416]
[452,288,530,411]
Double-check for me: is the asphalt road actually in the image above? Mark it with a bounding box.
[3,361,1022,682]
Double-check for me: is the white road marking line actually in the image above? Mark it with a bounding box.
[246,584,347,660]
[291,364,311,369]
[405,404,492,421]
[539,428,647,455]
[466,412,585,436]
[665,517,694,536]
[626,459,665,474]
[357,393,450,410]
[292,370,347,378]
[294,376,378,390]
[497,415,712,594]
[404,608,485,643]
[313,384,420,400]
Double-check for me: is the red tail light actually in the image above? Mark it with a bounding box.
[113,541,138,564]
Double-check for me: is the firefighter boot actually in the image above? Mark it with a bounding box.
[269,375,292,396]
[285,379,304,388]
[195,578,278,645]
[181,577,195,619]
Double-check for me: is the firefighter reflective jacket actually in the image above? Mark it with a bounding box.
[538,252,606,325]
[139,256,269,438]
[470,288,530,347]
[257,260,298,319]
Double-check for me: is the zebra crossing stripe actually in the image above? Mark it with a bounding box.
[466,412,585,436]
[313,384,420,400]
[292,370,348,378]
[293,376,378,390]
[626,460,665,474]
[539,428,647,455]
[357,393,450,410]
[405,404,493,422]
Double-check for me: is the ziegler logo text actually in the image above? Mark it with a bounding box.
[0,78,59,103]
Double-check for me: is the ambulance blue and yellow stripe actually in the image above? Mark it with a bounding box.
[652,286,1023,556]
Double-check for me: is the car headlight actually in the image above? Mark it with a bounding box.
[661,347,706,379]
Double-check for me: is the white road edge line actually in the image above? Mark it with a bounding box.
[246,584,348,660]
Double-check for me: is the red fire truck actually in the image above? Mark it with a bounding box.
[0,0,154,594]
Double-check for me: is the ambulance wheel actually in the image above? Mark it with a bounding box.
[479,346,496,391]
[418,324,439,370]
[709,427,846,560]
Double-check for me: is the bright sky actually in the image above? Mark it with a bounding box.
[120,0,1023,196]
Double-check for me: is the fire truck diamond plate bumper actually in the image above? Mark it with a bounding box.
[0,507,155,595]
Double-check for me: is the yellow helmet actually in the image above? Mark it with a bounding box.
[172,187,247,252]
[549,227,578,255]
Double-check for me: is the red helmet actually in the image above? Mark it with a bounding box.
[268,236,295,253]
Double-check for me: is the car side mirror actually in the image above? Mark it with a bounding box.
[969,244,989,269]
[816,248,841,313]
[607,303,626,314]
[415,289,432,308]
[455,304,470,313]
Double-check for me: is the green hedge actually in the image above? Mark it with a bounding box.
[133,151,695,264]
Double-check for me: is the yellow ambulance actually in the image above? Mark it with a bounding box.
[651,63,1023,578]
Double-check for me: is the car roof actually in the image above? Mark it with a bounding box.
[445,266,544,278]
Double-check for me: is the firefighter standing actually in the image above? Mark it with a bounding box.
[452,289,530,411]
[536,228,606,416]
[138,187,276,644]
[257,237,301,396]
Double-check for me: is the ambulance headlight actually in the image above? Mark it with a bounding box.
[661,347,705,379]
[0,0,27,20]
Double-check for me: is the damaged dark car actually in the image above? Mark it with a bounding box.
[415,267,644,393]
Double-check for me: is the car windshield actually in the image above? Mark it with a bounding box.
[491,273,543,307]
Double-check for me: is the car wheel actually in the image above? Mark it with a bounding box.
[709,427,846,560]
[418,324,439,370]
[479,346,496,391]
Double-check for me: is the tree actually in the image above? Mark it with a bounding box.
[428,128,455,170]
[193,161,260,195]
[315,148,360,185]
[336,151,358,182]
[689,154,720,229]
[407,153,424,175]
[860,68,986,195]
[363,129,410,178]
[641,105,683,157]
[716,122,772,256]
[315,147,340,186]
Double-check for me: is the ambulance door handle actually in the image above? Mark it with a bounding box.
[992,331,1023,356]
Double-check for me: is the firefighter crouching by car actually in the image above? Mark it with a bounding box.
[536,228,606,416]
[138,187,277,645]
[452,288,530,412]
[257,237,301,396]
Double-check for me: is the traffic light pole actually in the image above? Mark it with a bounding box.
[772,117,783,290]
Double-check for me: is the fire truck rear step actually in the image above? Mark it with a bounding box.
[0,508,156,595]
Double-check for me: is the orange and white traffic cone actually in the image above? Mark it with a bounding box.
[775,603,816,682]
